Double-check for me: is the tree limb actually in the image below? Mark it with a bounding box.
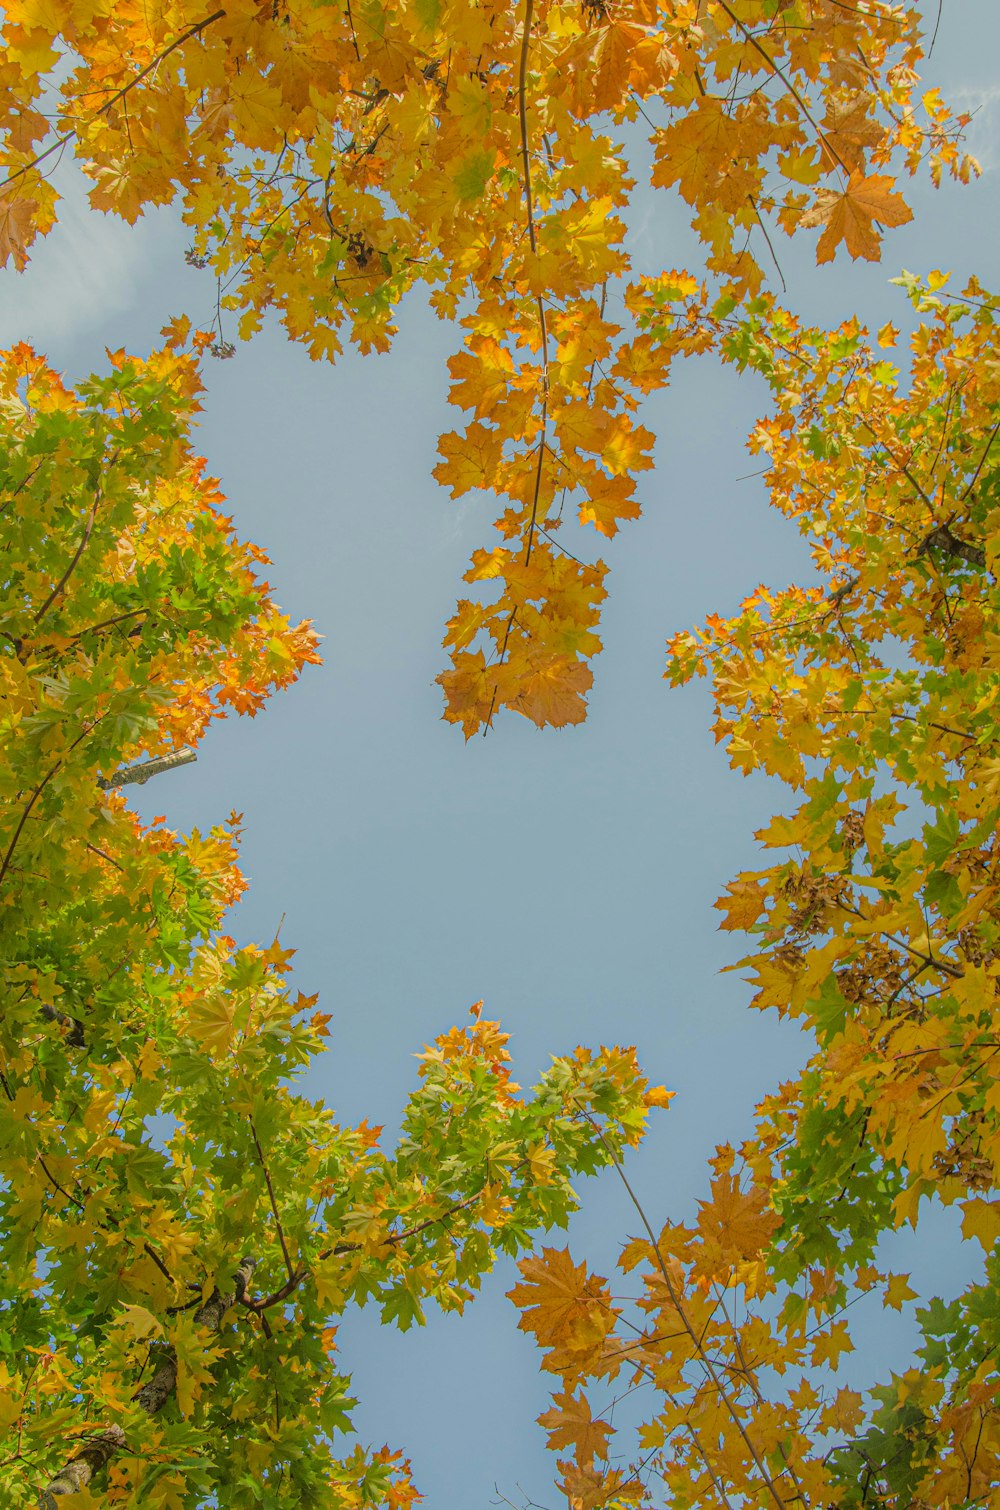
[99,748,197,790]
[37,1257,256,1503]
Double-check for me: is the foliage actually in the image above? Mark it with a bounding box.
[1,0,997,1506]
[0,342,665,1505]
[0,0,978,731]
[508,278,1000,1507]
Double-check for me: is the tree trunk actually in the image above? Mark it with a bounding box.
[38,1256,256,1503]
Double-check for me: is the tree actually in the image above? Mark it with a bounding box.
[509,275,1000,1506]
[0,340,666,1505]
[0,0,976,731]
[0,0,994,1504]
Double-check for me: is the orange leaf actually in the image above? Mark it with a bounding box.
[800,172,913,264]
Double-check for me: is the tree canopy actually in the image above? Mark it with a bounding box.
[0,0,997,1506]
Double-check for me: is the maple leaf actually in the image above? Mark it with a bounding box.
[433,423,504,498]
[800,172,913,263]
[437,649,498,739]
[512,654,593,730]
[86,162,148,223]
[821,1387,865,1435]
[0,193,38,270]
[810,1321,854,1369]
[446,338,516,420]
[509,1248,617,1375]
[714,875,767,931]
[695,1173,780,1268]
[538,1390,613,1463]
[961,1198,1000,1250]
[820,93,886,172]
[558,1459,638,1510]
[884,1273,917,1311]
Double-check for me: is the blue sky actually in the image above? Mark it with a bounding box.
[4,5,1000,1503]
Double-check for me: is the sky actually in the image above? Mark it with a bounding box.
[4,5,1000,1504]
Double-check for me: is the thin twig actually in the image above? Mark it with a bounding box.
[575,1105,791,1510]
[517,0,538,255]
[0,761,63,890]
[714,0,848,179]
[246,1108,296,1283]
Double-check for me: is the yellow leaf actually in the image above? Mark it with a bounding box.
[118,1303,163,1340]
[433,423,504,498]
[512,653,592,730]
[811,1320,854,1368]
[820,1387,864,1433]
[715,875,768,931]
[0,194,38,270]
[538,1389,613,1462]
[884,1273,917,1310]
[961,1198,1000,1250]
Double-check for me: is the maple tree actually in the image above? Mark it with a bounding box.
[508,277,1000,1507]
[0,0,996,1504]
[0,0,977,732]
[0,338,666,1504]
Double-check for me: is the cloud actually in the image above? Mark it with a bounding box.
[950,84,1000,173]
[0,166,183,353]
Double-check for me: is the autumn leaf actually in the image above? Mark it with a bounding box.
[538,1390,613,1462]
[811,1321,854,1369]
[884,1273,917,1311]
[714,875,767,931]
[695,1173,780,1271]
[800,172,913,263]
[512,654,593,731]
[437,649,497,738]
[117,1303,163,1340]
[509,1248,617,1376]
[433,423,504,498]
[0,193,38,269]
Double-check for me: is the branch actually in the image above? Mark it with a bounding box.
[33,485,104,627]
[959,415,1000,505]
[713,0,848,178]
[98,748,197,790]
[0,760,63,890]
[249,1180,511,1314]
[246,1109,296,1283]
[36,1257,256,1503]
[919,522,986,571]
[37,1427,126,1507]
[575,1106,794,1510]
[517,0,537,256]
[39,1003,86,1048]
